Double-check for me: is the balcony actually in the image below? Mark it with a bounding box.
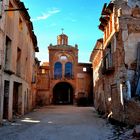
[53,74,74,80]
[54,75,62,80]
[101,53,114,75]
[64,74,74,80]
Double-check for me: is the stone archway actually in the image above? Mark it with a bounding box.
[53,82,73,104]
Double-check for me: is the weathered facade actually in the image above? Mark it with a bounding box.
[37,33,93,106]
[0,0,39,123]
[0,0,6,124]
[90,0,140,124]
[36,62,50,106]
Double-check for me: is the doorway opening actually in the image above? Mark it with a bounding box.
[3,80,10,119]
[53,82,73,104]
[13,82,22,116]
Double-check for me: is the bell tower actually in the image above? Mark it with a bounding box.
[57,29,68,45]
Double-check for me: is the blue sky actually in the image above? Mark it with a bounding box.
[21,0,110,63]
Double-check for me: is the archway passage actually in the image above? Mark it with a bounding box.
[53,82,73,104]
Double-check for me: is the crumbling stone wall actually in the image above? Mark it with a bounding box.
[91,0,140,124]
[125,100,140,125]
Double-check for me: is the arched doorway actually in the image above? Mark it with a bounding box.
[53,82,73,104]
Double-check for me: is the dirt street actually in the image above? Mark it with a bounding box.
[0,105,129,140]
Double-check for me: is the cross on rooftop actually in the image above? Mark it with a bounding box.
[61,28,64,34]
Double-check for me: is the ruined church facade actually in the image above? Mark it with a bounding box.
[37,33,93,106]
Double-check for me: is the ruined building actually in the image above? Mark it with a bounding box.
[0,0,39,123]
[90,0,140,124]
[37,33,93,106]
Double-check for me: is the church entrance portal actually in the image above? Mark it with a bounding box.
[53,82,73,104]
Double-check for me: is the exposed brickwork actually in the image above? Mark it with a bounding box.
[90,0,140,125]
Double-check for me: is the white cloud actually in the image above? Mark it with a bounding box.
[48,9,60,14]
[32,9,60,21]
[32,14,50,21]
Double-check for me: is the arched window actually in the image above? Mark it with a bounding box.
[65,62,73,78]
[54,62,62,79]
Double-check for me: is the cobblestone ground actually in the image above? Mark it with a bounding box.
[0,106,135,140]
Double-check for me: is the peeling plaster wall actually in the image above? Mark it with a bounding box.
[91,0,140,124]
[124,33,140,68]
[110,1,140,124]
